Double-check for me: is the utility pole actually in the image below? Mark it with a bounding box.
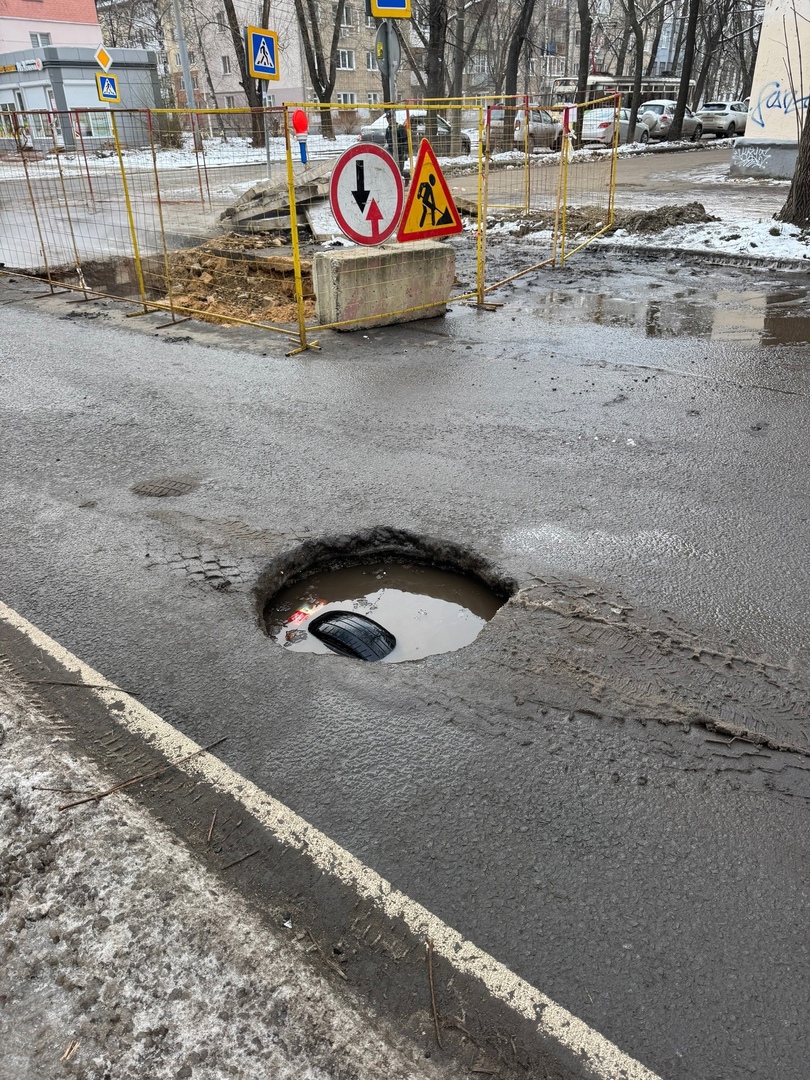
[170,0,203,148]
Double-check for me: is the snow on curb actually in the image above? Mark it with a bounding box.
[0,683,446,1080]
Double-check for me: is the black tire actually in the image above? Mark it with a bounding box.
[462,136,471,155]
[308,611,396,662]
[527,135,536,153]
[640,130,649,144]
[726,123,735,138]
[691,124,703,142]
[552,135,562,152]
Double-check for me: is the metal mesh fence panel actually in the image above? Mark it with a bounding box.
[0,98,615,347]
[286,101,484,341]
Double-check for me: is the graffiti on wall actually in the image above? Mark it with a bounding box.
[732,143,773,171]
[750,80,810,130]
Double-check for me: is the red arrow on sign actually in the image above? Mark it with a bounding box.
[365,198,384,241]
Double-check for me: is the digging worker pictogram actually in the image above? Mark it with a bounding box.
[417,173,439,228]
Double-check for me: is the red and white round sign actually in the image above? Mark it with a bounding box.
[329,144,404,246]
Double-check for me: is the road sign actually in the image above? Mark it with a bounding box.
[370,0,411,17]
[397,139,462,242]
[95,72,120,104]
[94,45,112,72]
[329,144,404,246]
[375,22,401,82]
[246,26,279,80]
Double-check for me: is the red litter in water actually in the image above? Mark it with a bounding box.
[286,599,325,625]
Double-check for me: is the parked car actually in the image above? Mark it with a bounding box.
[696,100,748,138]
[358,111,472,156]
[577,107,650,147]
[638,100,703,141]
[513,106,564,152]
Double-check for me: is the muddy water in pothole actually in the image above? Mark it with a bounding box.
[264,563,503,662]
[518,285,810,345]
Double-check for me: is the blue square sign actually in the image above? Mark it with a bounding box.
[246,26,279,81]
[95,72,120,103]
[370,0,411,16]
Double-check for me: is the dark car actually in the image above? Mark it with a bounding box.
[358,110,472,156]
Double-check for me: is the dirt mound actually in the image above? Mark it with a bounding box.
[609,201,718,234]
[161,234,315,327]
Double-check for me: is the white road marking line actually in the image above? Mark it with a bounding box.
[0,600,662,1080]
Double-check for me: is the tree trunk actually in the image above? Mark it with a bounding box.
[669,0,699,139]
[645,5,666,76]
[574,0,593,143]
[615,23,632,77]
[503,0,537,149]
[293,0,345,140]
[222,0,264,146]
[625,0,644,141]
[779,104,810,226]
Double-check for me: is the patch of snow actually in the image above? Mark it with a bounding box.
[0,684,446,1080]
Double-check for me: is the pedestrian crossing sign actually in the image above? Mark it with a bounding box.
[246,26,279,81]
[95,72,120,103]
[370,0,411,17]
[396,138,462,242]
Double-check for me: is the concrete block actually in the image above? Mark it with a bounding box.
[313,240,454,330]
[729,139,798,180]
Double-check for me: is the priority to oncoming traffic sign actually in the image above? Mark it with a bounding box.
[329,144,404,246]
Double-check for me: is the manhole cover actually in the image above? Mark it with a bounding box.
[264,561,506,663]
[131,477,199,498]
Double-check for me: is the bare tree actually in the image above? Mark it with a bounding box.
[292,0,346,140]
[668,0,699,137]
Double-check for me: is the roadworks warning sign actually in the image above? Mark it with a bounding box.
[396,139,463,242]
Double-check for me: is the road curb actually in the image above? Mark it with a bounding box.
[592,239,810,271]
[0,599,662,1080]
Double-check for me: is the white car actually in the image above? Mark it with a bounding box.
[696,101,748,138]
[638,100,703,141]
[578,107,651,146]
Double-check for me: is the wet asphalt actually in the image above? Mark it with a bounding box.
[0,246,808,1080]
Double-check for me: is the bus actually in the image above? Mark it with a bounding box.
[551,75,696,108]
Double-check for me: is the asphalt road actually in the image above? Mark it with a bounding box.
[1,230,808,1078]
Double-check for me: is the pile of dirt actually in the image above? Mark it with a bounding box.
[161,234,315,327]
[608,201,719,234]
[481,202,718,239]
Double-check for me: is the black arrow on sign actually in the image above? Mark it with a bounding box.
[352,159,370,212]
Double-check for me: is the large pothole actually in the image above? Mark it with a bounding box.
[256,528,516,663]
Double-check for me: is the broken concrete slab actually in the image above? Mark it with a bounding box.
[221,158,334,233]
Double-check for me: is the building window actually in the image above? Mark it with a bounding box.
[29,32,51,47]
[337,49,355,70]
[217,10,228,30]
[366,50,375,71]
[192,73,199,89]
[188,49,195,65]
[367,92,380,105]
[338,4,352,26]
[365,13,375,27]
[225,95,235,109]
[174,52,180,66]
[336,92,356,105]
[221,55,231,74]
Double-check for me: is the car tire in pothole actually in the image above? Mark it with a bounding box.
[308,611,396,662]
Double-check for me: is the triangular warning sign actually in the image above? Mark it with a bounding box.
[397,138,462,242]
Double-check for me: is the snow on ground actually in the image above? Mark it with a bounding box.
[602,218,810,262]
[0,682,447,1080]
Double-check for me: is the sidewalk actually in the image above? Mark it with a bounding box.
[0,675,448,1080]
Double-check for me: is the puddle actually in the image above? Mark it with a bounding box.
[524,285,810,345]
[264,562,503,662]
